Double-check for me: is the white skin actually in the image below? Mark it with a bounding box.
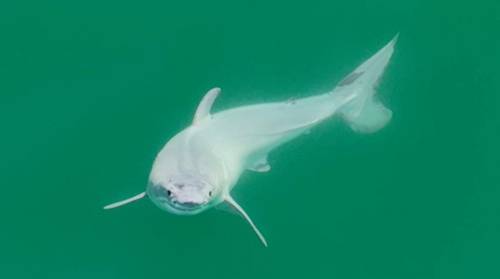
[104,35,398,246]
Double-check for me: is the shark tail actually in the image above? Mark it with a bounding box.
[337,34,398,133]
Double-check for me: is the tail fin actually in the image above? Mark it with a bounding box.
[337,34,398,133]
[340,95,393,133]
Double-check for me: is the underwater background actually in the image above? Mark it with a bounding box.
[1,0,499,278]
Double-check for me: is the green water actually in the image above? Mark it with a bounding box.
[1,0,499,278]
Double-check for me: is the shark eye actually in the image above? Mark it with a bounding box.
[166,190,172,197]
[208,191,213,197]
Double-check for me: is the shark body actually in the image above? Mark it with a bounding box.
[104,35,398,246]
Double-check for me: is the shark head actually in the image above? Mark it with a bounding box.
[147,174,221,215]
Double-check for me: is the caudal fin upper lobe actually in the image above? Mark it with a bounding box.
[337,34,398,133]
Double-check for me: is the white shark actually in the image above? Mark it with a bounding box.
[104,35,398,247]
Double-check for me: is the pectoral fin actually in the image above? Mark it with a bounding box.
[225,196,268,247]
[103,192,146,210]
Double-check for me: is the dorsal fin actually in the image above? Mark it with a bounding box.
[225,195,268,247]
[193,87,221,124]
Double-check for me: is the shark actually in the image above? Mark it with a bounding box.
[104,35,398,247]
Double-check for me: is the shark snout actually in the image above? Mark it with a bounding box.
[169,194,208,213]
[164,184,212,213]
[147,175,215,214]
[173,186,207,203]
